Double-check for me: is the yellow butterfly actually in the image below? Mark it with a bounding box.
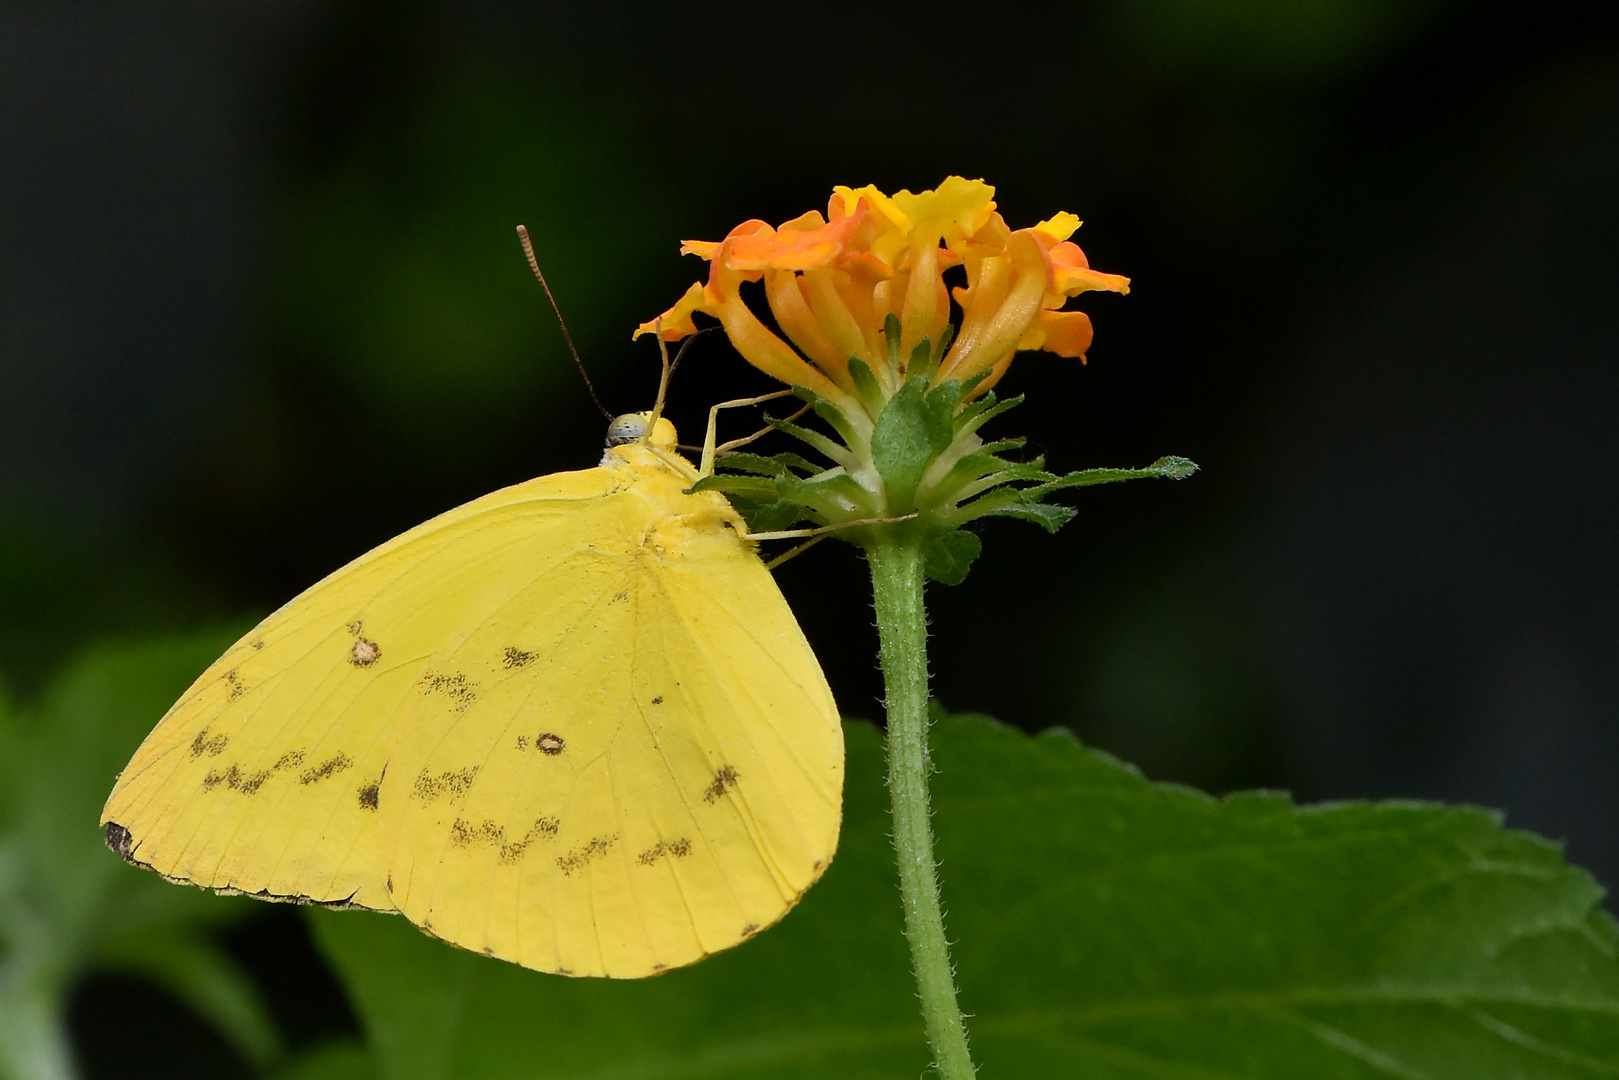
[100,249,844,979]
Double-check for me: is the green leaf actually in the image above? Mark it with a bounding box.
[922,531,982,585]
[905,336,934,379]
[686,474,784,501]
[271,1041,381,1080]
[778,473,878,519]
[870,379,954,506]
[741,499,810,535]
[956,390,1022,436]
[1148,454,1200,479]
[765,416,854,470]
[846,358,884,410]
[1027,454,1200,498]
[769,452,830,477]
[963,498,1077,532]
[0,632,279,1080]
[706,453,794,478]
[883,313,902,367]
[928,455,1052,505]
[310,713,1619,1078]
[96,929,284,1067]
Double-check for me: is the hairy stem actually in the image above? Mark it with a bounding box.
[866,537,976,1078]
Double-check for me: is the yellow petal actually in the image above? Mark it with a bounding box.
[1032,212,1082,244]
[891,177,997,245]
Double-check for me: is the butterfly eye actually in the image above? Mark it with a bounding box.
[606,412,651,446]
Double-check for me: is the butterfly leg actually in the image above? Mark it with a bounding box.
[699,390,800,476]
[747,512,922,567]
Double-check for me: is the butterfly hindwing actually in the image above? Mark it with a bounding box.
[382,456,844,977]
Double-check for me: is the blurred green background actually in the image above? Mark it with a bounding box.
[3,1,1617,1075]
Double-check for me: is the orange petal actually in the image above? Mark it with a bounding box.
[766,269,852,386]
[1048,240,1130,296]
[724,208,866,273]
[801,264,881,368]
[978,308,1091,396]
[634,281,710,340]
[680,219,774,261]
[781,209,828,231]
[936,231,1050,388]
[1019,309,1094,358]
[713,288,844,398]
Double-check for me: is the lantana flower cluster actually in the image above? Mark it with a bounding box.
[635,177,1128,412]
[635,178,1186,580]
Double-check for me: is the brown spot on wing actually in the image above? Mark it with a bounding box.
[450,818,503,847]
[346,620,380,666]
[298,752,354,785]
[203,764,272,795]
[190,727,229,758]
[636,837,693,866]
[556,833,619,877]
[358,780,380,811]
[535,732,565,756]
[702,765,740,804]
[740,923,758,937]
[412,766,480,802]
[650,695,663,705]
[250,638,265,651]
[223,669,246,702]
[515,734,530,750]
[420,670,477,711]
[450,816,561,863]
[105,821,136,862]
[273,749,306,771]
[502,646,536,669]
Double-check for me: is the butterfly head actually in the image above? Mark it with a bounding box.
[605,412,678,452]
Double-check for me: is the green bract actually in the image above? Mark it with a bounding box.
[689,314,1197,583]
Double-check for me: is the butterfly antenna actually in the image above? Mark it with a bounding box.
[516,225,612,420]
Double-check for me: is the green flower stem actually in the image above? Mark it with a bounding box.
[866,536,977,1079]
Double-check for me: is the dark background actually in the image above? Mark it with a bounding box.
[4,1,1617,1075]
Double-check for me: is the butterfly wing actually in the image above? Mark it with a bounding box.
[381,457,843,976]
[102,451,844,977]
[100,463,640,911]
